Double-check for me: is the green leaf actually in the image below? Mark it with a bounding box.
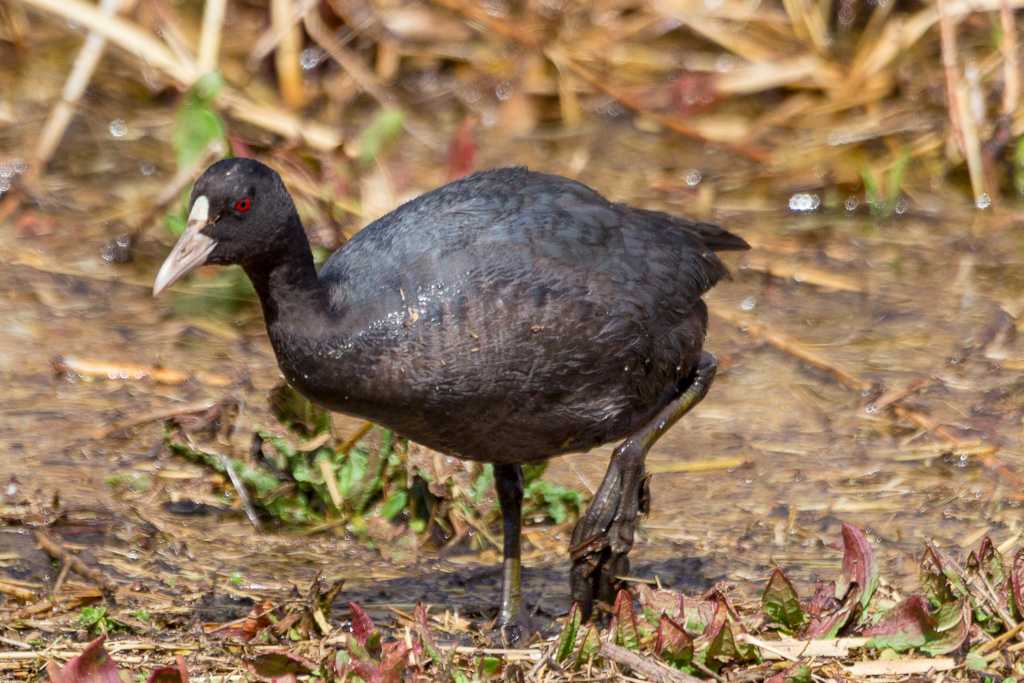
[357,108,405,164]
[575,626,600,668]
[471,464,494,505]
[654,614,693,667]
[379,490,407,520]
[478,655,501,676]
[338,448,368,499]
[784,664,812,683]
[556,603,582,663]
[965,649,988,672]
[762,568,806,631]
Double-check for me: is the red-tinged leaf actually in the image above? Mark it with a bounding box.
[378,641,411,683]
[839,523,877,609]
[801,582,854,640]
[762,568,806,631]
[703,610,746,671]
[1012,548,1024,619]
[654,614,693,666]
[556,603,582,663]
[349,602,376,647]
[636,584,684,620]
[921,600,971,656]
[612,589,640,650]
[246,651,316,683]
[145,656,189,683]
[412,603,442,665]
[765,663,812,683]
[681,596,716,634]
[446,115,477,180]
[921,544,969,605]
[47,636,123,683]
[862,595,933,651]
[203,601,274,642]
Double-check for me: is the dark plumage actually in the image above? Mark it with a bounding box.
[154,158,748,640]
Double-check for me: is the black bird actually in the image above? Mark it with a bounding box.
[153,158,748,640]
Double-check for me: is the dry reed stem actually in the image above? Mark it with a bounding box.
[272,0,306,109]
[956,79,989,206]
[1000,0,1020,116]
[17,0,341,150]
[599,641,704,682]
[845,657,957,676]
[302,10,440,151]
[939,0,965,153]
[19,0,196,82]
[32,0,131,169]
[197,0,227,73]
[551,50,770,162]
[247,0,320,67]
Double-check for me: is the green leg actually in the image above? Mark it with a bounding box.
[569,351,719,619]
[494,463,531,643]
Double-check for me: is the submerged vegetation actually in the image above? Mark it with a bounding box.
[166,383,583,544]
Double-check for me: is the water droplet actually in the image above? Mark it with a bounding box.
[495,80,514,101]
[740,296,756,311]
[109,118,127,138]
[714,54,735,73]
[139,161,155,176]
[300,47,324,70]
[844,196,859,211]
[684,169,702,187]
[894,197,908,214]
[975,193,991,210]
[5,481,16,496]
[788,192,820,213]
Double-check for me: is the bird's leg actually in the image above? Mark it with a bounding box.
[569,351,719,619]
[494,463,532,644]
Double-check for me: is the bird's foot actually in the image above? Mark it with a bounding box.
[495,606,535,646]
[569,445,650,619]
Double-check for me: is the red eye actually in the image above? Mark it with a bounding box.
[234,196,252,213]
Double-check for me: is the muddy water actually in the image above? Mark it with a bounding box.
[2,43,1023,625]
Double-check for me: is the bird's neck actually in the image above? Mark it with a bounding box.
[243,225,327,332]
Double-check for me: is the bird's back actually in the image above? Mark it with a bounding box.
[312,168,746,462]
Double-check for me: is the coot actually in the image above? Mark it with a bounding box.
[153,158,748,639]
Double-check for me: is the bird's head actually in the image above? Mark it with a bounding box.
[153,157,297,296]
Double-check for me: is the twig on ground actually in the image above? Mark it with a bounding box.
[33,531,117,593]
[599,641,705,683]
[219,454,262,531]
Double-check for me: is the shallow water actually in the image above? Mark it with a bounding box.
[1,26,1023,627]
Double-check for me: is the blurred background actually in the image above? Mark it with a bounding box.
[1,0,1023,677]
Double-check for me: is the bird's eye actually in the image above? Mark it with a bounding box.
[234,196,253,213]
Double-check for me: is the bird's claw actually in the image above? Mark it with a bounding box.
[569,456,648,619]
